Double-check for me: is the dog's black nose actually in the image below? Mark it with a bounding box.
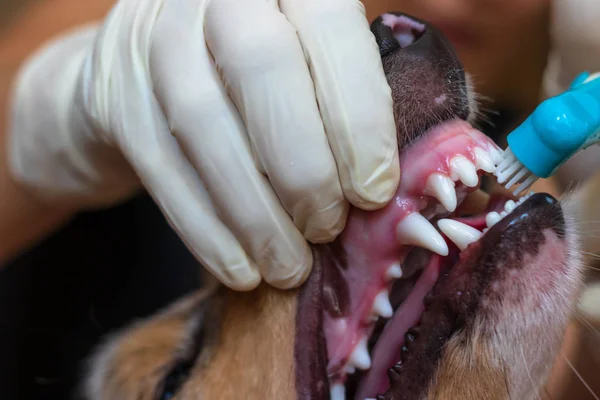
[370,12,457,62]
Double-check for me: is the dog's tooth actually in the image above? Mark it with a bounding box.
[485,211,502,228]
[437,219,483,251]
[489,146,504,165]
[330,383,345,400]
[372,290,393,319]
[397,213,449,256]
[424,173,457,212]
[385,263,403,281]
[343,364,356,375]
[449,155,479,187]
[504,200,516,212]
[348,337,371,370]
[474,147,496,173]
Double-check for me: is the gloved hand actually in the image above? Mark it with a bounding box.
[543,0,600,189]
[7,0,400,290]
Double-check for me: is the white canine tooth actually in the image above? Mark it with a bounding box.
[348,337,371,370]
[504,200,516,212]
[449,155,479,187]
[385,263,403,281]
[485,211,502,228]
[372,290,393,318]
[437,219,483,251]
[397,213,449,256]
[474,147,496,173]
[330,383,345,400]
[424,173,457,212]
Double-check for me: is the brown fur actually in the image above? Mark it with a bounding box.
[429,335,508,400]
[191,283,298,399]
[85,279,300,400]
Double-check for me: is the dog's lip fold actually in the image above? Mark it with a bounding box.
[295,247,330,400]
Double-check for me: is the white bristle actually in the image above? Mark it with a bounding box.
[505,167,529,189]
[512,174,538,196]
[493,147,539,196]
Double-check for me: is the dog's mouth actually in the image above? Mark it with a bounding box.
[317,113,566,400]
[299,13,571,400]
[316,116,495,399]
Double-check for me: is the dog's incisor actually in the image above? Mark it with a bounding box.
[83,12,585,400]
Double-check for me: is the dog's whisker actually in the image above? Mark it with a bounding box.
[562,355,600,400]
[519,340,541,400]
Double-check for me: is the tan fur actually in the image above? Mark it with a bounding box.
[85,291,214,399]
[429,334,508,400]
[85,280,299,400]
[189,283,298,400]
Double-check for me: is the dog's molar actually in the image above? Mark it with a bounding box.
[372,290,394,319]
[504,199,517,212]
[449,155,479,187]
[348,336,372,370]
[473,147,496,173]
[485,211,502,228]
[343,364,356,375]
[437,219,483,251]
[385,264,403,281]
[397,213,449,256]
[424,173,457,212]
[330,383,345,400]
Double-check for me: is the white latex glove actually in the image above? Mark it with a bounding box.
[543,0,600,189]
[7,0,399,290]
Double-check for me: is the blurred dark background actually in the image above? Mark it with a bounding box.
[0,194,201,399]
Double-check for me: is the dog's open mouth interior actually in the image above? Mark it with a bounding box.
[312,13,570,400]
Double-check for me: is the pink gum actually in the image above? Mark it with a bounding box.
[324,119,499,377]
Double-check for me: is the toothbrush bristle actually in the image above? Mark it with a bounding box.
[493,147,539,196]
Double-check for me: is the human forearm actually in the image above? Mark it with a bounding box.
[0,0,117,266]
[0,64,74,266]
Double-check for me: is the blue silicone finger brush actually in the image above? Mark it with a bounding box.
[495,71,600,196]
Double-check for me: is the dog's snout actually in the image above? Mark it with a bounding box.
[370,12,470,147]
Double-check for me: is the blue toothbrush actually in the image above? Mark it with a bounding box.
[495,71,600,195]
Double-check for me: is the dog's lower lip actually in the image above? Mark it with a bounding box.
[345,191,560,399]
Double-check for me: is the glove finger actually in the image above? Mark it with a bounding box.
[124,130,261,291]
[281,0,401,211]
[203,0,349,243]
[148,1,313,289]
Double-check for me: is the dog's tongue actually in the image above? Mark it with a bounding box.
[321,119,502,385]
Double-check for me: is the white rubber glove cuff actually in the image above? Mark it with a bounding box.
[8,24,139,208]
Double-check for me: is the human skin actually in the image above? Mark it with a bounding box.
[0,0,117,264]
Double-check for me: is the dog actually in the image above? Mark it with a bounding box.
[81,12,586,400]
